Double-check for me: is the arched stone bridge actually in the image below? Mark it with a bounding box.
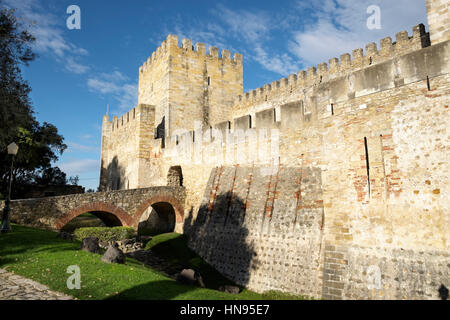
[2,186,186,232]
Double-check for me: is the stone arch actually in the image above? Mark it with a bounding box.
[167,166,183,187]
[134,195,184,230]
[55,202,134,230]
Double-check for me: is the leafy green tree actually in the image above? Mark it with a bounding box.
[0,4,68,197]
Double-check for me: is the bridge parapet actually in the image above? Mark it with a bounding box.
[0,186,186,232]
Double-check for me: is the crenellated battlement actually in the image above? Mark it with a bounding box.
[156,30,448,168]
[137,34,243,136]
[139,34,242,74]
[233,24,430,111]
[102,104,154,135]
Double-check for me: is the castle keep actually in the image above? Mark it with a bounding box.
[99,0,449,299]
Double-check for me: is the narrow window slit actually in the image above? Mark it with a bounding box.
[364,137,371,196]
[426,76,431,91]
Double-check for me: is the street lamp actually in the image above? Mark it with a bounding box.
[1,142,19,233]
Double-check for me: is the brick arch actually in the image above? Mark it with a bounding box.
[55,202,134,230]
[133,195,184,228]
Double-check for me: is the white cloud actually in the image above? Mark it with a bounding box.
[157,6,294,77]
[254,46,300,76]
[4,0,90,74]
[288,20,363,65]
[66,142,99,153]
[213,6,300,77]
[198,1,427,76]
[216,5,271,43]
[289,0,428,65]
[79,134,94,140]
[65,57,90,74]
[59,159,99,176]
[87,78,120,94]
[87,71,137,112]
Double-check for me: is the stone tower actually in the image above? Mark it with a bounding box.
[137,34,243,138]
[426,0,450,44]
[100,36,243,191]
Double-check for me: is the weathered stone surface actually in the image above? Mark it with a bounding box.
[81,237,101,254]
[101,245,126,264]
[176,269,205,288]
[426,0,450,45]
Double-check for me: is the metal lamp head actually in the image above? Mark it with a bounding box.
[7,142,18,156]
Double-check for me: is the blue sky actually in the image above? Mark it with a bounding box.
[4,0,428,191]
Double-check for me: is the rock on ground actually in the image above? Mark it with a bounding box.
[176,269,205,288]
[219,285,240,294]
[81,237,101,254]
[101,245,126,264]
[56,231,74,241]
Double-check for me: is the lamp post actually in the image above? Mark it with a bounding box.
[1,142,19,233]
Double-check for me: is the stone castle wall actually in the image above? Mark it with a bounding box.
[99,104,156,190]
[137,35,243,137]
[99,1,450,299]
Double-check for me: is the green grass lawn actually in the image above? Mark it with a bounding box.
[0,224,309,300]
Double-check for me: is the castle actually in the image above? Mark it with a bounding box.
[99,0,449,299]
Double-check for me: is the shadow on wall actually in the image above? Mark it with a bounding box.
[156,116,165,148]
[183,192,256,287]
[100,156,125,191]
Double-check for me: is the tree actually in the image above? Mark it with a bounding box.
[0,4,68,198]
[68,175,79,185]
[34,167,67,185]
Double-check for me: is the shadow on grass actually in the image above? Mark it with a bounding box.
[147,235,238,291]
[105,280,200,300]
[0,225,79,264]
